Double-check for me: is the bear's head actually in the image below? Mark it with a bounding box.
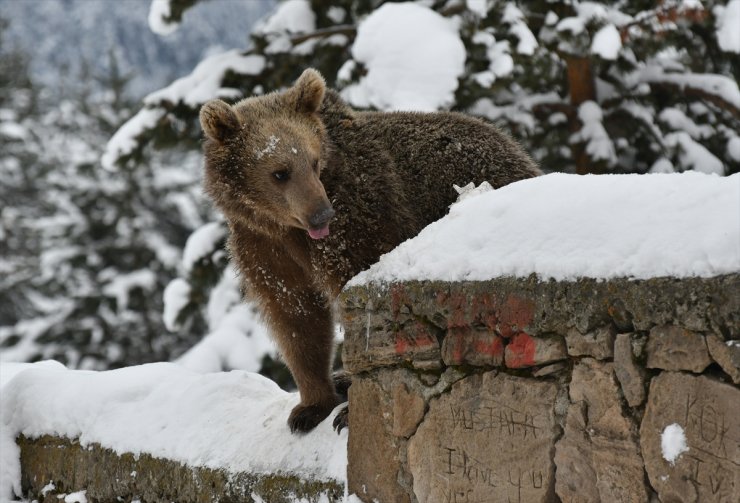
[200,69,335,239]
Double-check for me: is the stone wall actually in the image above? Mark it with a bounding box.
[340,275,740,503]
[19,436,344,503]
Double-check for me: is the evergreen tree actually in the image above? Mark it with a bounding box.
[0,47,207,369]
[108,0,737,377]
[8,1,736,374]
[116,0,740,176]
[0,17,44,329]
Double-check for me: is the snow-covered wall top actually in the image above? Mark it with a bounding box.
[348,172,740,285]
[0,362,346,500]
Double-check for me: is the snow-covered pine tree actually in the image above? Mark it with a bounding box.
[104,0,738,375]
[0,48,208,369]
[0,16,43,328]
[457,0,740,175]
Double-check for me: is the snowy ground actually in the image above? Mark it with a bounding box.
[0,361,347,502]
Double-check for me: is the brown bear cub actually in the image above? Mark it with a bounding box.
[200,69,541,433]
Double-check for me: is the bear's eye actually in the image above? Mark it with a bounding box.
[272,170,290,182]
[312,159,320,173]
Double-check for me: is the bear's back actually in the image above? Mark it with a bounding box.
[348,109,541,224]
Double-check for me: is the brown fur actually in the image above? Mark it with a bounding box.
[200,69,541,433]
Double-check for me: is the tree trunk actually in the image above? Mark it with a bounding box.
[566,56,597,175]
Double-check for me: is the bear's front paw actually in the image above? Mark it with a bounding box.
[288,402,335,433]
[332,404,348,433]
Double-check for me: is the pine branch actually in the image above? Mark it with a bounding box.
[289,25,357,45]
[644,81,740,120]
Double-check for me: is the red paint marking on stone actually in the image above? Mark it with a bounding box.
[446,291,469,328]
[474,336,504,357]
[498,295,535,337]
[471,293,498,331]
[506,332,536,368]
[395,335,409,354]
[395,328,436,355]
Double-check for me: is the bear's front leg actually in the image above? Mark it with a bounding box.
[260,285,341,433]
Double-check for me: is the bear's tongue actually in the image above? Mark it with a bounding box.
[308,225,330,240]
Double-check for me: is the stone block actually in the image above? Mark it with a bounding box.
[342,316,441,374]
[505,333,567,369]
[407,372,559,503]
[432,288,537,336]
[613,333,647,407]
[441,328,504,367]
[564,325,615,360]
[641,372,740,503]
[646,325,711,373]
[555,359,647,503]
[706,335,740,384]
[392,383,425,438]
[347,377,409,503]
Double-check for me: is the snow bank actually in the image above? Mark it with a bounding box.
[0,361,346,501]
[348,172,740,285]
[342,2,465,111]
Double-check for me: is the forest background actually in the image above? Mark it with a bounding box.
[1,0,737,389]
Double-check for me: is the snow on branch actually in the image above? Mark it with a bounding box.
[341,2,466,112]
[148,0,199,36]
[590,24,621,60]
[102,50,265,169]
[502,3,538,56]
[571,101,616,165]
[637,66,740,118]
[144,50,266,108]
[715,0,740,53]
[101,107,167,170]
[472,92,564,134]
[254,0,316,35]
[664,132,724,175]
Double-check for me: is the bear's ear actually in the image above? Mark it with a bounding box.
[286,68,326,114]
[200,100,240,142]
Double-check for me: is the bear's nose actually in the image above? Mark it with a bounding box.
[309,206,335,229]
